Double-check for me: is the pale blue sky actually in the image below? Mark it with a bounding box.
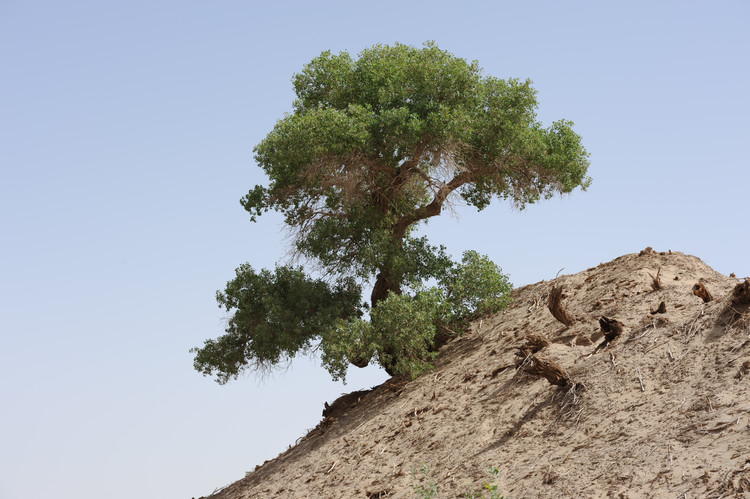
[1,1,748,498]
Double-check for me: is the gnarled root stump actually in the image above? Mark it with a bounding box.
[548,286,575,327]
[650,301,667,315]
[692,282,713,303]
[649,267,663,291]
[515,334,551,367]
[727,279,750,327]
[594,316,625,353]
[732,279,750,307]
[523,355,571,387]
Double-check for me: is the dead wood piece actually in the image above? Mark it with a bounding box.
[524,334,551,352]
[523,355,571,386]
[599,316,624,340]
[692,282,713,303]
[732,279,750,306]
[650,301,667,315]
[514,334,551,367]
[649,267,663,291]
[594,316,624,353]
[547,286,575,326]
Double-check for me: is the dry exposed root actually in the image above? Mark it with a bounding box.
[515,334,551,367]
[692,281,713,303]
[649,267,663,291]
[522,334,550,353]
[650,301,667,315]
[547,286,575,327]
[522,355,571,387]
[732,279,750,307]
[594,316,625,353]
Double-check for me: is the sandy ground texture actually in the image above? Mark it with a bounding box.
[199,249,750,498]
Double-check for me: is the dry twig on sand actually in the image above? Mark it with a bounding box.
[635,367,645,392]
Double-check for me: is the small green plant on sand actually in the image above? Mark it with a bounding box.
[464,466,506,499]
[411,464,439,499]
[411,464,507,499]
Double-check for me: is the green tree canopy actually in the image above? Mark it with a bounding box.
[244,41,589,305]
[193,42,589,383]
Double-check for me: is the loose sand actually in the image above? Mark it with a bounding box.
[201,250,750,498]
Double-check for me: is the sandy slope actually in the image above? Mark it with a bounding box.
[200,250,750,498]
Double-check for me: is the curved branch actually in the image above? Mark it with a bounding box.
[392,172,473,239]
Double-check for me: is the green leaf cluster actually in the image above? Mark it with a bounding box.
[442,251,513,323]
[191,265,361,384]
[321,288,446,382]
[320,251,512,382]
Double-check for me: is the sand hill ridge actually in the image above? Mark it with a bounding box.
[200,249,750,498]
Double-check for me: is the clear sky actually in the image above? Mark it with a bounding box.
[1,1,748,498]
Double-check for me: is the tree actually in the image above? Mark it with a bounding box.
[193,42,590,383]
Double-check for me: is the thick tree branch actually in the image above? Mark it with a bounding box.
[392,172,473,239]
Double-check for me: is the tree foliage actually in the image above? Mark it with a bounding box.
[319,251,512,382]
[193,42,589,383]
[192,265,361,384]
[243,41,589,304]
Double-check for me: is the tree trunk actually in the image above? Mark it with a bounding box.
[355,270,402,376]
[371,270,402,308]
[360,172,471,373]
